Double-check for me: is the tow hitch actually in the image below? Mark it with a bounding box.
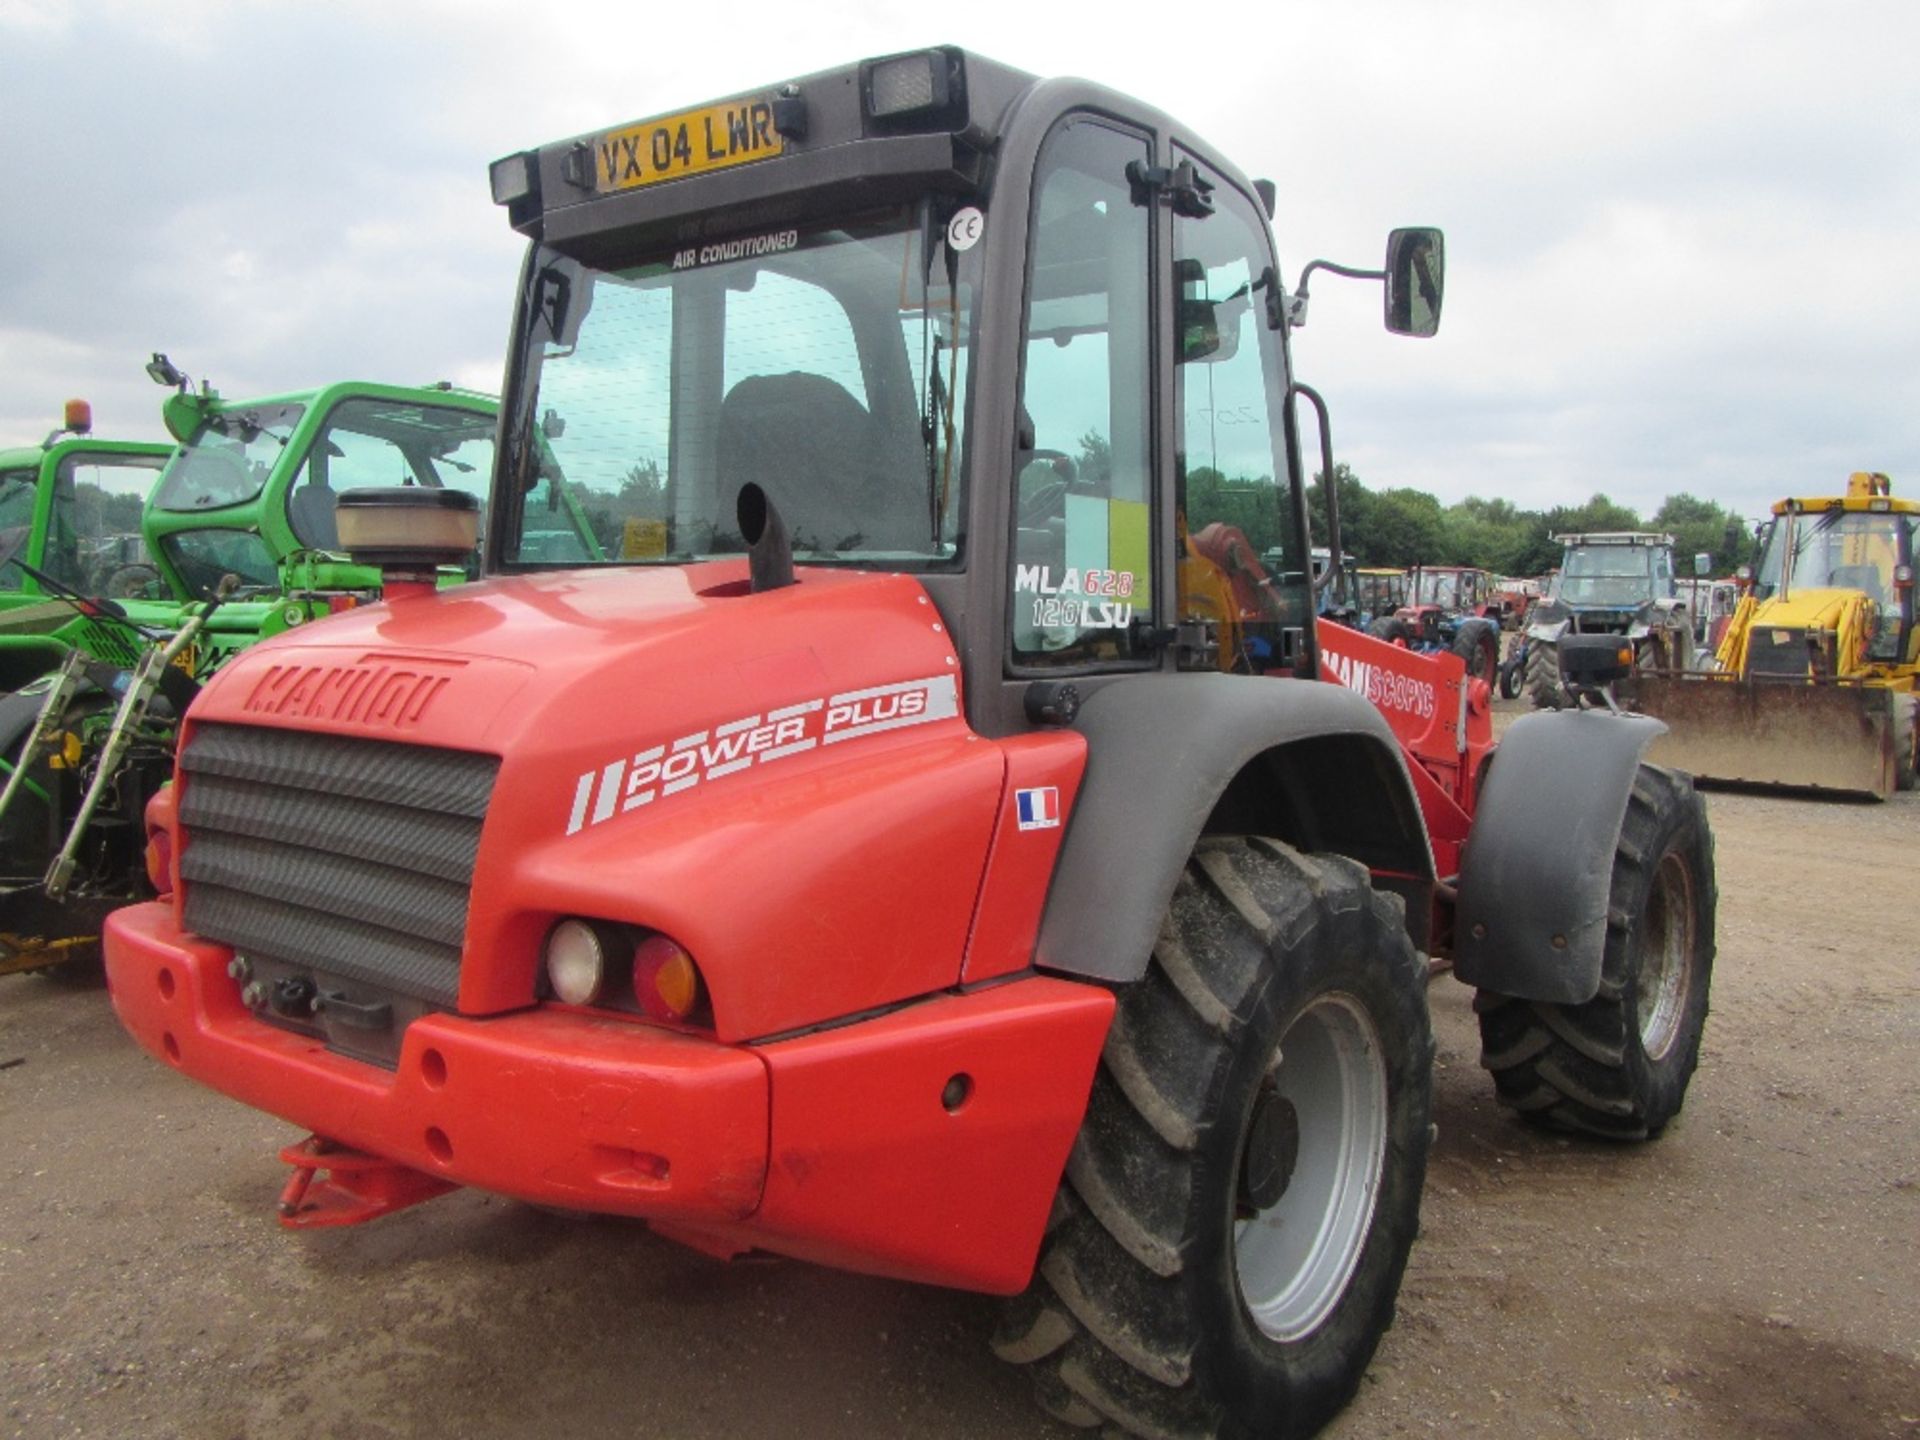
[276,1136,456,1229]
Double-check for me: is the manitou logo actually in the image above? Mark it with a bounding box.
[565,675,960,835]
[242,662,452,730]
[1320,646,1437,719]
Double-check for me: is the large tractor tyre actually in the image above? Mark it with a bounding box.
[1449,619,1499,684]
[1474,765,1716,1140]
[994,839,1433,1439]
[1523,640,1564,709]
[1894,694,1917,793]
[1366,615,1413,648]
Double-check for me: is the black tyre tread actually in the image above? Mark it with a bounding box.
[992,1289,1076,1364]
[1033,1368,1105,1429]
[1523,641,1563,709]
[1366,616,1412,646]
[1894,694,1916,793]
[1450,619,1498,681]
[999,838,1433,1440]
[1475,765,1716,1139]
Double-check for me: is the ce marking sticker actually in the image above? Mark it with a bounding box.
[946,207,984,252]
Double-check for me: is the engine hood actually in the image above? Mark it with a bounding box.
[178,559,991,1039]
[1750,587,1869,632]
[188,560,962,758]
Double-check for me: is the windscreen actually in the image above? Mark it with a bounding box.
[1414,571,1462,608]
[501,206,972,568]
[160,529,280,596]
[1556,546,1654,605]
[1759,510,1907,598]
[155,403,307,512]
[1757,510,1913,659]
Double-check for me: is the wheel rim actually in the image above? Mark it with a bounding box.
[1636,852,1695,1059]
[1233,993,1387,1343]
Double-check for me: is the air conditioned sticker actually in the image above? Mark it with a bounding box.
[565,673,959,835]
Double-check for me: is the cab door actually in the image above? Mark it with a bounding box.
[1006,114,1157,677]
[1169,148,1312,673]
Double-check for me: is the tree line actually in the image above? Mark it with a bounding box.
[1306,465,1754,577]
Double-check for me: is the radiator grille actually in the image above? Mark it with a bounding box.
[1747,627,1814,678]
[178,722,499,1007]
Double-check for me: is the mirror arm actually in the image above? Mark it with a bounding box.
[1285,258,1388,329]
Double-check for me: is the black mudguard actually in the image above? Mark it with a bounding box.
[1035,672,1433,984]
[1453,709,1665,1003]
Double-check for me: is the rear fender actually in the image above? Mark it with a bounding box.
[1035,673,1434,983]
[1527,618,1568,645]
[1453,710,1665,1002]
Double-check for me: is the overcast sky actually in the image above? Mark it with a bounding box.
[3,0,1915,524]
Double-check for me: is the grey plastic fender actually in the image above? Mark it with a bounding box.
[1452,709,1665,1004]
[1526,618,1568,646]
[1035,672,1433,984]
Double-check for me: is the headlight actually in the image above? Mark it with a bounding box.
[544,919,611,1005]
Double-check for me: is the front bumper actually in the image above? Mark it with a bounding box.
[104,902,769,1221]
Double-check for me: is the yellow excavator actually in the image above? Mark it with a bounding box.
[1634,472,1918,799]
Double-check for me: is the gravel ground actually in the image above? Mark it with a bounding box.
[3,740,1916,1439]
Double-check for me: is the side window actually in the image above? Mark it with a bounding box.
[0,467,35,591]
[50,454,167,594]
[1011,117,1153,668]
[1173,160,1305,671]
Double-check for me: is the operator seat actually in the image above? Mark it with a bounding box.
[288,477,340,550]
[715,373,921,553]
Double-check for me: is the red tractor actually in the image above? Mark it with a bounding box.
[104,50,1716,1440]
[1365,564,1505,683]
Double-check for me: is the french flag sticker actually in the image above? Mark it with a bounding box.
[1015,786,1061,831]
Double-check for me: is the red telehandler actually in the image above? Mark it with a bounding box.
[106,49,1715,1439]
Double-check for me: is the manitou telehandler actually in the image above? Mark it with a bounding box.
[104,49,1717,1440]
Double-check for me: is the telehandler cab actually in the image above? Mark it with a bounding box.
[105,49,1717,1440]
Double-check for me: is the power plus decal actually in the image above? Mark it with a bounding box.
[565,674,960,835]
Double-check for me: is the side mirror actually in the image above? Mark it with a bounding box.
[1384,227,1444,337]
[1693,552,1712,576]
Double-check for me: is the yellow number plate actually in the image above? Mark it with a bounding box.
[593,100,784,194]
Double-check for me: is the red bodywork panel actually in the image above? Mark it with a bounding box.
[173,564,1021,1040]
[658,979,1113,1292]
[108,898,1111,1290]
[107,561,1115,1291]
[1314,618,1491,881]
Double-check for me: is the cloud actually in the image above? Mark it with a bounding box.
[2,0,1916,529]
